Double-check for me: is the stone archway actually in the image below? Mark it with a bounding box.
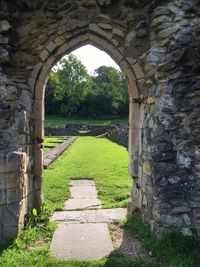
[0,0,200,244]
[30,29,142,211]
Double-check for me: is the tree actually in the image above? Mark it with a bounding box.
[91,66,129,115]
[45,72,61,115]
[46,54,93,116]
[45,58,129,118]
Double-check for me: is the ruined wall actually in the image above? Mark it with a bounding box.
[107,124,129,148]
[133,0,200,236]
[0,0,200,243]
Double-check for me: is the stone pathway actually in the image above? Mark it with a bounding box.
[50,179,127,260]
[65,179,102,210]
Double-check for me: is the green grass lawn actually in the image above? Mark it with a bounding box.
[44,136,132,210]
[44,136,69,152]
[45,115,128,128]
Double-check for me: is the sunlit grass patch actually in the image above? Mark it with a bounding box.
[45,115,128,128]
[44,137,131,210]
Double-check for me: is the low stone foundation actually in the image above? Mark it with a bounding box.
[45,124,115,137]
[107,124,128,148]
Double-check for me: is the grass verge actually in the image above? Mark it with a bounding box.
[44,136,69,152]
[45,115,128,127]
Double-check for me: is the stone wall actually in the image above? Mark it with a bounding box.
[0,0,200,243]
[107,124,129,148]
[132,0,200,236]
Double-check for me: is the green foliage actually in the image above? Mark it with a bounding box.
[46,54,93,116]
[76,66,128,117]
[32,208,37,217]
[44,137,131,210]
[45,72,61,115]
[123,213,200,267]
[92,66,128,115]
[45,55,129,118]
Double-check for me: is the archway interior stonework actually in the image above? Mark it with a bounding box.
[0,0,200,244]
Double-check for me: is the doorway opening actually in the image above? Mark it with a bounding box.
[42,44,137,260]
[43,44,131,210]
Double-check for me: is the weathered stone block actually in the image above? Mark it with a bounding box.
[143,161,153,176]
[2,226,18,241]
[161,214,183,227]
[0,202,21,226]
[97,14,111,23]
[112,27,124,39]
[40,49,49,62]
[33,100,44,121]
[31,62,43,79]
[0,173,20,190]
[54,43,71,59]
[0,152,26,174]
[98,23,112,30]
[19,90,31,112]
[89,24,112,40]
[0,20,11,32]
[46,41,57,53]
[6,187,23,204]
[97,0,112,7]
[0,48,9,63]
[34,80,46,100]
[146,97,156,105]
[54,36,65,47]
[81,0,96,7]
[34,119,44,140]
[0,36,9,44]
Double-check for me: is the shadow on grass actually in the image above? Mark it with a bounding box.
[47,251,157,267]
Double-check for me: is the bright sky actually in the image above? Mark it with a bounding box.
[67,44,120,75]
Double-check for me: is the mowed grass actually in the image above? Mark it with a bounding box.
[44,137,131,210]
[44,136,69,152]
[45,115,128,128]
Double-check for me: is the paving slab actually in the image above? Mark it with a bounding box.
[70,180,95,186]
[65,198,102,210]
[50,223,113,260]
[51,208,127,223]
[70,185,98,199]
